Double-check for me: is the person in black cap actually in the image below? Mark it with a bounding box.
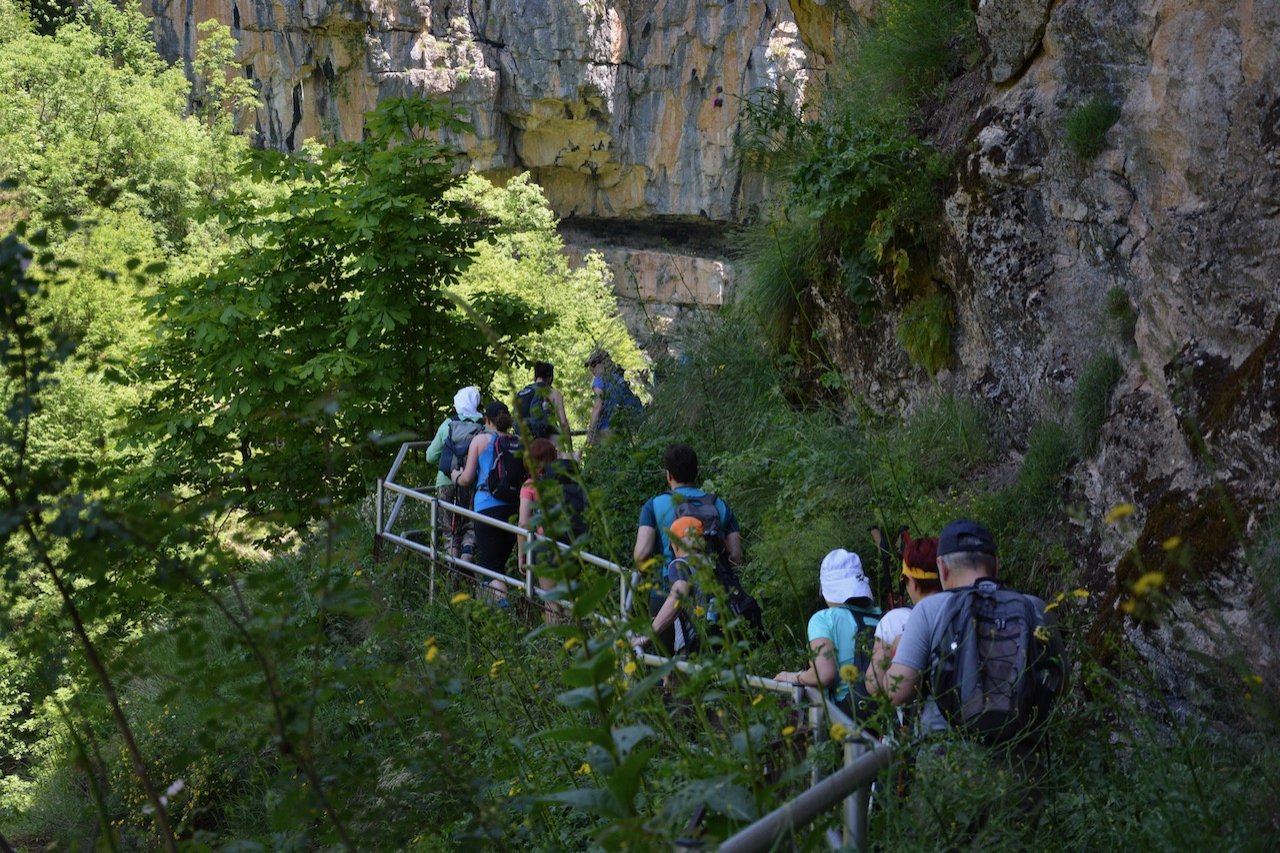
[867,518,1055,735]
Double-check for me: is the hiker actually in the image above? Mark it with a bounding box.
[517,437,588,606]
[867,519,1064,745]
[585,349,642,446]
[424,386,483,560]
[452,401,523,602]
[515,361,574,454]
[633,443,743,572]
[865,533,941,711]
[632,516,709,656]
[774,549,882,721]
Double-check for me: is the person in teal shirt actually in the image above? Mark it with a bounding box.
[425,386,482,559]
[632,443,743,571]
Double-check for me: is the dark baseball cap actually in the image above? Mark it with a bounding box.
[938,519,997,557]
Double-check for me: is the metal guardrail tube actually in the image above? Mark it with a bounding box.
[635,653,796,696]
[717,744,892,853]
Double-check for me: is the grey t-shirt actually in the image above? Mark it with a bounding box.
[892,584,1051,733]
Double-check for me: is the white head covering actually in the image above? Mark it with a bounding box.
[820,549,873,603]
[453,386,482,420]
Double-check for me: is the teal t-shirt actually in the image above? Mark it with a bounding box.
[806,607,861,703]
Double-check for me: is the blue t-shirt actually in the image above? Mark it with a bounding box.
[638,486,740,565]
[474,433,514,512]
[807,607,862,703]
[593,372,640,431]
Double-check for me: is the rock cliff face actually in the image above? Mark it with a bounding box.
[148,1,1280,705]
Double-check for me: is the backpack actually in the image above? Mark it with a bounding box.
[437,417,482,476]
[485,433,526,504]
[536,459,588,541]
[930,579,1065,745]
[670,493,766,641]
[515,383,554,439]
[600,373,643,428]
[838,602,883,719]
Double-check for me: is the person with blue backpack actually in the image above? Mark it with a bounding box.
[585,349,643,446]
[425,386,483,560]
[774,548,883,721]
[453,401,525,604]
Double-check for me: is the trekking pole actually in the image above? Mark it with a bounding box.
[374,478,384,566]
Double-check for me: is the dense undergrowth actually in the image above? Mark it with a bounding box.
[3,0,1279,849]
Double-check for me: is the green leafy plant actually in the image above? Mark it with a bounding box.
[1066,97,1121,158]
[1072,352,1123,455]
[896,291,953,374]
[1105,285,1137,340]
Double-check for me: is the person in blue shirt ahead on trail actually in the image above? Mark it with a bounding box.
[632,443,743,572]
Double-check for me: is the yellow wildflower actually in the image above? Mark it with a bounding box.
[623,660,638,675]
[508,784,520,797]
[1104,503,1135,524]
[1244,674,1263,687]
[490,659,506,678]
[1120,599,1136,614]
[1034,625,1050,643]
[839,664,859,684]
[1044,600,1060,613]
[450,592,470,605]
[563,636,581,652]
[829,722,850,742]
[1161,536,1182,551]
[782,725,796,737]
[1132,571,1165,596]
[751,694,763,706]
[353,568,363,577]
[694,606,706,617]
[424,643,439,664]
[576,762,591,776]
[1072,588,1090,599]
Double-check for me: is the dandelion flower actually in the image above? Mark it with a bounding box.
[751,694,763,706]
[490,660,506,678]
[829,722,850,742]
[1104,503,1135,524]
[576,762,592,776]
[1034,625,1050,643]
[694,606,706,617]
[1132,571,1165,596]
[623,660,638,675]
[563,636,581,651]
[1072,588,1090,599]
[1162,536,1182,551]
[450,592,470,605]
[782,725,796,737]
[839,664,859,684]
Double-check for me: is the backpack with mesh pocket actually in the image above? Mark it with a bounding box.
[931,579,1064,744]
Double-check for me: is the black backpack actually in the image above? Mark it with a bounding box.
[515,383,554,438]
[839,602,883,718]
[536,459,588,541]
[437,417,482,476]
[930,579,1065,745]
[671,493,766,641]
[485,433,525,504]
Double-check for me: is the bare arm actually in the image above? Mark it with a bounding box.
[454,432,488,487]
[775,638,837,688]
[864,636,899,695]
[868,661,921,706]
[552,388,573,455]
[725,530,744,567]
[587,386,604,444]
[649,579,690,636]
[633,525,658,569]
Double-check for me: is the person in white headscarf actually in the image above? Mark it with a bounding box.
[426,386,483,559]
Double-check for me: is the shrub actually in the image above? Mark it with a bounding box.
[1105,285,1137,340]
[1072,352,1123,455]
[897,292,953,374]
[1066,97,1121,158]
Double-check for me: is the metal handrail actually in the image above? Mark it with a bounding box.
[374,444,886,850]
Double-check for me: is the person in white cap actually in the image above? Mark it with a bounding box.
[775,549,883,718]
[425,386,483,559]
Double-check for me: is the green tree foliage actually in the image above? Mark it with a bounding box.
[135,98,536,521]
[450,172,644,426]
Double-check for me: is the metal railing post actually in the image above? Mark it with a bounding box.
[808,695,826,789]
[429,493,438,605]
[845,739,870,852]
[374,477,384,565]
